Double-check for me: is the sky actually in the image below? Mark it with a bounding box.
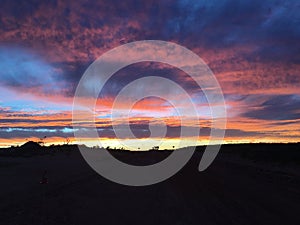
[0,0,299,148]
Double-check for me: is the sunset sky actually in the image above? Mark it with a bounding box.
[0,0,299,148]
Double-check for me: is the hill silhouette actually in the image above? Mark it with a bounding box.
[0,142,299,225]
[0,142,299,165]
[20,141,41,149]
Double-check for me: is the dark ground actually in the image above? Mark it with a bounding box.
[0,143,299,225]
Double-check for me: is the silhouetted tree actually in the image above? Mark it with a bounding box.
[38,136,47,146]
[66,137,70,145]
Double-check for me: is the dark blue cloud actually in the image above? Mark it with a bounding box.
[155,0,300,63]
[0,124,261,139]
[242,95,300,120]
[99,62,203,99]
[0,46,67,95]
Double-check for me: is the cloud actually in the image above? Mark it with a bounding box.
[0,122,260,140]
[1,0,299,97]
[0,46,67,95]
[0,0,300,145]
[242,95,300,121]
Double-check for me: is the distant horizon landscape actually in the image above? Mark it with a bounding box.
[1,139,300,149]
